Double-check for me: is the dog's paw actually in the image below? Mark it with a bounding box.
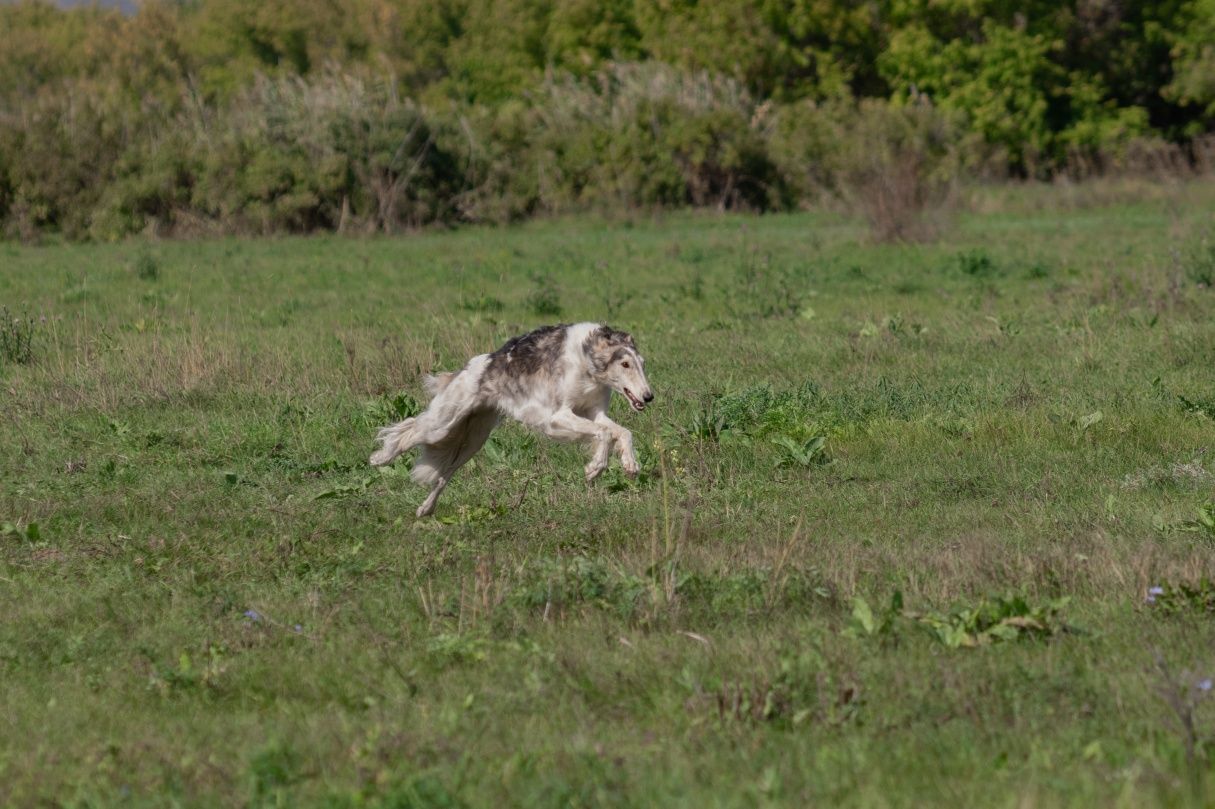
[585,462,607,482]
[622,456,641,477]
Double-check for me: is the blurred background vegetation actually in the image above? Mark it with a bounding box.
[0,0,1213,241]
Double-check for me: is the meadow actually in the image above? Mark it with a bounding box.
[2,182,1215,807]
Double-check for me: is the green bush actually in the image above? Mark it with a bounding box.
[19,71,473,239]
[772,96,974,241]
[89,130,199,240]
[189,73,465,235]
[879,21,1149,174]
[0,80,148,240]
[455,62,789,222]
[829,99,968,243]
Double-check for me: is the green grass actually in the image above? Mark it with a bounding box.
[3,186,1215,807]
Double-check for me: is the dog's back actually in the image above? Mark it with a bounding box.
[485,324,570,380]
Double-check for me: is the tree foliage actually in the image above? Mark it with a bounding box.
[0,0,1211,239]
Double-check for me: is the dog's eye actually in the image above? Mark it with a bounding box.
[621,361,631,369]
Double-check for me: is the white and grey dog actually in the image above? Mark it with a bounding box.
[370,322,654,517]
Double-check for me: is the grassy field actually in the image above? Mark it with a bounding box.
[3,184,1215,807]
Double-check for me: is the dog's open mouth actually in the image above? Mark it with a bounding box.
[623,388,646,412]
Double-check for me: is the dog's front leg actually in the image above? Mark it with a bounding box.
[538,410,612,481]
[593,413,639,477]
[585,431,614,482]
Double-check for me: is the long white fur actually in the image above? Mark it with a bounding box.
[370,322,652,517]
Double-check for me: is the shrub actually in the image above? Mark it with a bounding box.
[1,0,1213,243]
[829,99,967,243]
[463,62,789,217]
[772,97,969,241]
[878,21,1149,174]
[63,71,472,239]
[0,79,156,240]
[89,130,198,240]
[191,72,466,235]
[443,101,531,224]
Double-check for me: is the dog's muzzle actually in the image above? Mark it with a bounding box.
[623,388,650,412]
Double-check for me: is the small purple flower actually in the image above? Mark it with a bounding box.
[1145,586,1165,604]
[243,609,263,623]
[293,624,303,633]
[1199,678,1213,693]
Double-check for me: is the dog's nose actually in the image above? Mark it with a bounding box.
[643,390,654,403]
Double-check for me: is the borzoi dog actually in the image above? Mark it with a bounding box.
[370,323,654,517]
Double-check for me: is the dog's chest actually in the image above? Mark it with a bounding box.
[567,377,609,413]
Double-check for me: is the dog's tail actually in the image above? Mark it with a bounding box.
[371,355,489,470]
[423,371,458,400]
[369,372,455,466]
[369,417,417,466]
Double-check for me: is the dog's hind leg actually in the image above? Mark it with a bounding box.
[416,475,449,518]
[413,409,499,517]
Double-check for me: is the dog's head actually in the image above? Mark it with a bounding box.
[584,325,654,412]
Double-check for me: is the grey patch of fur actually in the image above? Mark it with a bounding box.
[487,324,569,379]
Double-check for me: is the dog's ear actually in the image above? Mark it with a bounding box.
[583,328,611,372]
[599,325,635,348]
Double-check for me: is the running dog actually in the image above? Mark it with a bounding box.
[370,322,654,517]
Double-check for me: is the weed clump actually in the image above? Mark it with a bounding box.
[512,557,647,620]
[705,650,860,727]
[771,435,830,468]
[1145,580,1215,615]
[525,272,562,317]
[689,382,836,469]
[723,250,807,319]
[1181,501,1215,539]
[509,557,830,625]
[133,247,160,281]
[0,306,38,365]
[955,248,1000,277]
[1178,393,1215,420]
[690,382,826,441]
[846,592,1074,648]
[1173,232,1215,287]
[364,391,421,428]
[460,293,504,313]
